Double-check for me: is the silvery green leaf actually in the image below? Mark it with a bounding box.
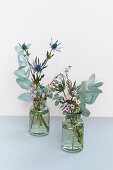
[58,96,64,101]
[55,100,59,106]
[79,94,86,108]
[25,55,30,60]
[15,45,24,54]
[60,104,64,108]
[80,106,90,117]
[53,93,59,100]
[65,67,69,72]
[48,92,53,99]
[18,92,32,102]
[78,81,86,95]
[78,82,86,107]
[60,73,65,78]
[85,74,95,87]
[18,55,28,67]
[43,88,48,94]
[19,66,26,69]
[93,82,103,87]
[26,68,30,78]
[37,87,42,95]
[14,69,27,79]
[16,78,32,89]
[87,86,102,93]
[39,85,45,89]
[85,92,99,104]
[63,111,67,115]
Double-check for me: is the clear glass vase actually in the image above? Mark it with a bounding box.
[29,100,50,136]
[62,113,84,153]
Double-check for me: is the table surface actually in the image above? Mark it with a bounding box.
[0,116,113,170]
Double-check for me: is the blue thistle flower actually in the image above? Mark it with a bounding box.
[33,64,42,73]
[22,43,28,50]
[50,39,62,52]
[21,43,31,50]
[51,43,57,50]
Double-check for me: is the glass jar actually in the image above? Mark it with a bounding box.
[29,100,50,136]
[62,113,84,153]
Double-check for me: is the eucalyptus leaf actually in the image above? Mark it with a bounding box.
[37,87,42,95]
[16,78,32,89]
[53,93,59,100]
[14,69,27,79]
[93,82,103,87]
[60,104,64,108]
[48,92,53,99]
[65,67,69,72]
[63,111,67,115]
[26,68,30,78]
[18,92,33,102]
[85,74,95,87]
[15,45,24,54]
[80,105,90,117]
[85,92,99,104]
[55,100,59,106]
[18,55,28,67]
[60,73,65,78]
[58,96,64,101]
[87,86,102,93]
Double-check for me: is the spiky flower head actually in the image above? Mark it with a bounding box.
[50,39,62,52]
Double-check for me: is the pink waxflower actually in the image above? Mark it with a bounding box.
[64,97,67,101]
[34,91,37,94]
[72,97,76,101]
[68,95,72,100]
[36,96,40,101]
[70,104,75,109]
[76,100,80,105]
[65,107,69,112]
[42,93,45,98]
[67,104,71,108]
[31,94,36,99]
[30,87,34,91]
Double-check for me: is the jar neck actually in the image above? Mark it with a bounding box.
[65,113,81,123]
[32,100,46,111]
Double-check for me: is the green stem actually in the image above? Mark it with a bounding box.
[40,114,49,131]
[72,126,76,151]
[37,115,42,127]
[30,113,35,131]
[63,90,66,97]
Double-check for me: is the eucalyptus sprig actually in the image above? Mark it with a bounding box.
[14,39,61,102]
[49,67,103,117]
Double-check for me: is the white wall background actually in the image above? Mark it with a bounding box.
[0,0,113,117]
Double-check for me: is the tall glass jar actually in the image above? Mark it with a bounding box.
[62,113,84,153]
[29,100,50,136]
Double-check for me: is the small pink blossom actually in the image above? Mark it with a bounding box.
[65,107,69,112]
[49,85,53,89]
[30,87,34,91]
[36,96,40,101]
[70,104,75,109]
[76,100,80,105]
[68,95,72,100]
[31,94,36,99]
[34,91,37,94]
[72,97,76,101]
[67,104,71,108]
[64,97,67,101]
[42,93,45,98]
